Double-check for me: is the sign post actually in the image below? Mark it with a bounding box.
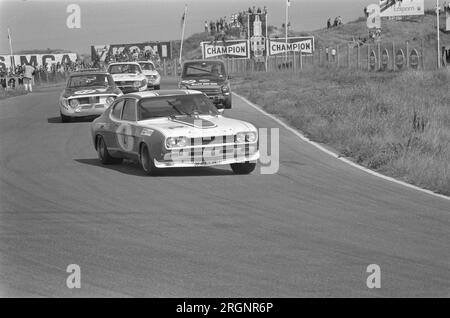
[437,0,441,69]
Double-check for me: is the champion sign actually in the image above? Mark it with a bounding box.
[269,37,315,56]
[201,40,250,59]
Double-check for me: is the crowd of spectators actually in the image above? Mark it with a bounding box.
[204,6,268,39]
[327,16,343,29]
[0,60,94,90]
[98,47,161,68]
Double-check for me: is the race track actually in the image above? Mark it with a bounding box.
[0,78,449,297]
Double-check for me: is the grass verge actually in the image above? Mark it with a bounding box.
[233,68,450,196]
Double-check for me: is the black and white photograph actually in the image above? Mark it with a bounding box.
[0,0,449,304]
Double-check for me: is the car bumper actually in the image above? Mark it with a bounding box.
[205,93,230,104]
[60,104,107,117]
[154,150,260,168]
[146,77,161,87]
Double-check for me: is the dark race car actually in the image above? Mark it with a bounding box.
[178,60,232,109]
[59,70,122,122]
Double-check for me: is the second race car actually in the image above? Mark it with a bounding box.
[59,70,122,122]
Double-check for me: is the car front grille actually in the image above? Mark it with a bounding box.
[76,96,100,105]
[117,81,136,87]
[188,135,235,146]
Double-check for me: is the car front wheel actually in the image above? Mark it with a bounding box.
[140,144,160,176]
[224,96,232,109]
[230,162,256,175]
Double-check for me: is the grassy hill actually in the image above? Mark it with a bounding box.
[180,12,449,67]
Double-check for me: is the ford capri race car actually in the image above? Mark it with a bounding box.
[107,62,148,93]
[59,71,122,122]
[179,60,232,109]
[91,90,259,175]
[137,61,161,90]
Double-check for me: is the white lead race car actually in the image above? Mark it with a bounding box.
[91,90,259,175]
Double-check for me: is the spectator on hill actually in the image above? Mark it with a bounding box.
[204,21,209,33]
[327,18,331,29]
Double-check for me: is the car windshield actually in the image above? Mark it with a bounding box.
[108,64,141,74]
[138,94,219,120]
[139,63,155,71]
[182,62,226,79]
[68,74,113,88]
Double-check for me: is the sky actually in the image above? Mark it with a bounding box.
[0,0,439,55]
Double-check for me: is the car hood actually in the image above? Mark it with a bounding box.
[139,115,256,138]
[111,73,145,81]
[63,86,120,98]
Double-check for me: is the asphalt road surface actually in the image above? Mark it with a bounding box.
[0,78,449,297]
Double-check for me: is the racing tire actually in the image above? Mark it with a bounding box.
[140,144,160,176]
[230,162,256,175]
[60,113,71,123]
[224,96,232,109]
[97,136,122,165]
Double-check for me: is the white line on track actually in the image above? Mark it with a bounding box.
[233,92,450,202]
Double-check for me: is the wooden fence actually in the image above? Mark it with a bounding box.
[219,40,435,75]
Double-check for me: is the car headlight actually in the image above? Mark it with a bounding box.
[133,81,141,88]
[246,132,257,142]
[69,99,79,109]
[235,132,246,143]
[105,96,115,106]
[166,136,188,148]
[60,98,69,108]
[235,132,257,143]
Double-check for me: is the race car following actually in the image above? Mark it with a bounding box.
[178,60,232,109]
[59,70,122,122]
[107,62,148,93]
[91,90,259,175]
[137,60,161,90]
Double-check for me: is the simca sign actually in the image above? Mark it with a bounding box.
[201,40,250,59]
[268,37,315,56]
[0,53,78,71]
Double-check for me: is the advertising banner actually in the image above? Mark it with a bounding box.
[201,40,250,59]
[268,37,315,56]
[0,53,78,70]
[91,41,172,62]
[379,0,424,17]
